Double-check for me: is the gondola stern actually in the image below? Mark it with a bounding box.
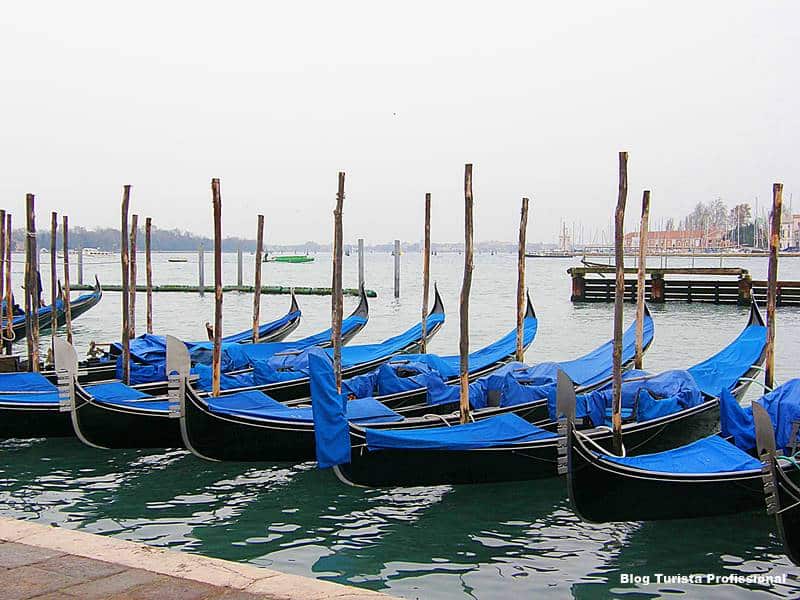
[350,284,369,320]
[525,289,536,320]
[749,298,766,327]
[430,282,445,316]
[289,287,300,314]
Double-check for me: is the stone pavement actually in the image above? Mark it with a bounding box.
[0,518,394,599]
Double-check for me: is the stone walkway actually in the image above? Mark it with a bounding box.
[0,518,394,599]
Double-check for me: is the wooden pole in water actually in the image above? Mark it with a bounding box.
[459,164,474,425]
[332,173,345,393]
[120,185,131,385]
[4,214,12,354]
[237,247,243,287]
[394,239,400,298]
[421,193,431,353]
[49,212,57,363]
[252,214,265,343]
[77,245,83,286]
[357,238,365,290]
[62,216,73,344]
[0,210,4,346]
[145,217,153,334]
[25,194,39,372]
[198,244,204,297]
[612,152,628,455]
[211,178,223,397]
[635,190,650,370]
[129,214,138,338]
[765,182,783,390]
[516,197,529,362]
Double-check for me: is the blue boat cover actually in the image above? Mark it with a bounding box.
[209,389,401,424]
[365,413,558,452]
[686,319,766,397]
[341,314,537,402]
[550,369,702,426]
[309,349,351,468]
[720,379,800,454]
[600,434,762,474]
[0,372,59,405]
[1,298,65,328]
[190,311,369,370]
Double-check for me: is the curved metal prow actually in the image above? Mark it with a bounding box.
[430,283,445,315]
[54,337,78,413]
[166,335,191,380]
[349,284,369,320]
[525,289,536,320]
[556,368,576,475]
[754,402,777,458]
[749,299,766,327]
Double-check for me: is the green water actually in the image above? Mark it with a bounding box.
[1,252,799,598]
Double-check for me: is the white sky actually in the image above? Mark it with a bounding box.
[1,1,797,244]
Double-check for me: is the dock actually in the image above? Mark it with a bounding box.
[568,266,800,306]
[0,517,392,599]
[70,283,378,298]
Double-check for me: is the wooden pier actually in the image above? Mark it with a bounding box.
[568,266,800,306]
[70,283,377,297]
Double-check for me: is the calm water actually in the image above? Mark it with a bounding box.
[2,251,800,598]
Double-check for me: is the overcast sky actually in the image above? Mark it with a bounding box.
[1,1,797,244]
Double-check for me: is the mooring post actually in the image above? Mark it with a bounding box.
[738,273,753,306]
[570,269,586,302]
[357,238,365,290]
[650,273,665,303]
[394,239,401,298]
[62,216,73,344]
[198,244,205,297]
[611,151,628,455]
[421,195,431,353]
[50,212,58,363]
[145,217,153,333]
[635,190,650,370]
[25,193,39,372]
[459,164,474,425]
[77,246,83,286]
[0,210,4,347]
[252,215,265,343]
[4,214,12,355]
[332,173,345,392]
[765,183,783,390]
[120,186,131,384]
[129,214,138,339]
[211,179,223,397]
[237,247,243,287]
[516,197,529,362]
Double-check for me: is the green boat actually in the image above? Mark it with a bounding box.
[264,254,315,264]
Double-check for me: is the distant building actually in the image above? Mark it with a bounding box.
[624,228,729,251]
[781,214,800,249]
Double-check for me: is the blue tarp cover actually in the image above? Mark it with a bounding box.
[600,434,762,474]
[0,372,59,405]
[365,413,557,452]
[720,379,800,454]
[686,320,766,396]
[342,314,537,402]
[83,382,160,409]
[209,389,401,424]
[309,349,352,468]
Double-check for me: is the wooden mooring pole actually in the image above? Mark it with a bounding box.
[50,212,57,363]
[459,164,474,425]
[25,194,39,372]
[357,238,365,290]
[611,152,628,455]
[765,183,782,390]
[62,216,73,344]
[237,247,243,287]
[4,214,12,354]
[120,185,131,385]
[129,214,138,339]
[421,193,431,353]
[516,197,529,362]
[77,245,83,286]
[0,210,4,352]
[252,215,265,343]
[635,190,650,370]
[332,173,345,392]
[211,179,223,397]
[394,239,400,298]
[145,217,153,334]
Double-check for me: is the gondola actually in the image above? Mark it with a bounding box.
[59,289,444,449]
[174,293,534,461]
[1,276,103,342]
[322,305,767,487]
[758,402,800,566]
[567,379,800,523]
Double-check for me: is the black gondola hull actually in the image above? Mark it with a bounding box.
[72,398,182,449]
[0,405,72,439]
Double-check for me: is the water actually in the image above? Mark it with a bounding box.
[3,251,800,598]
